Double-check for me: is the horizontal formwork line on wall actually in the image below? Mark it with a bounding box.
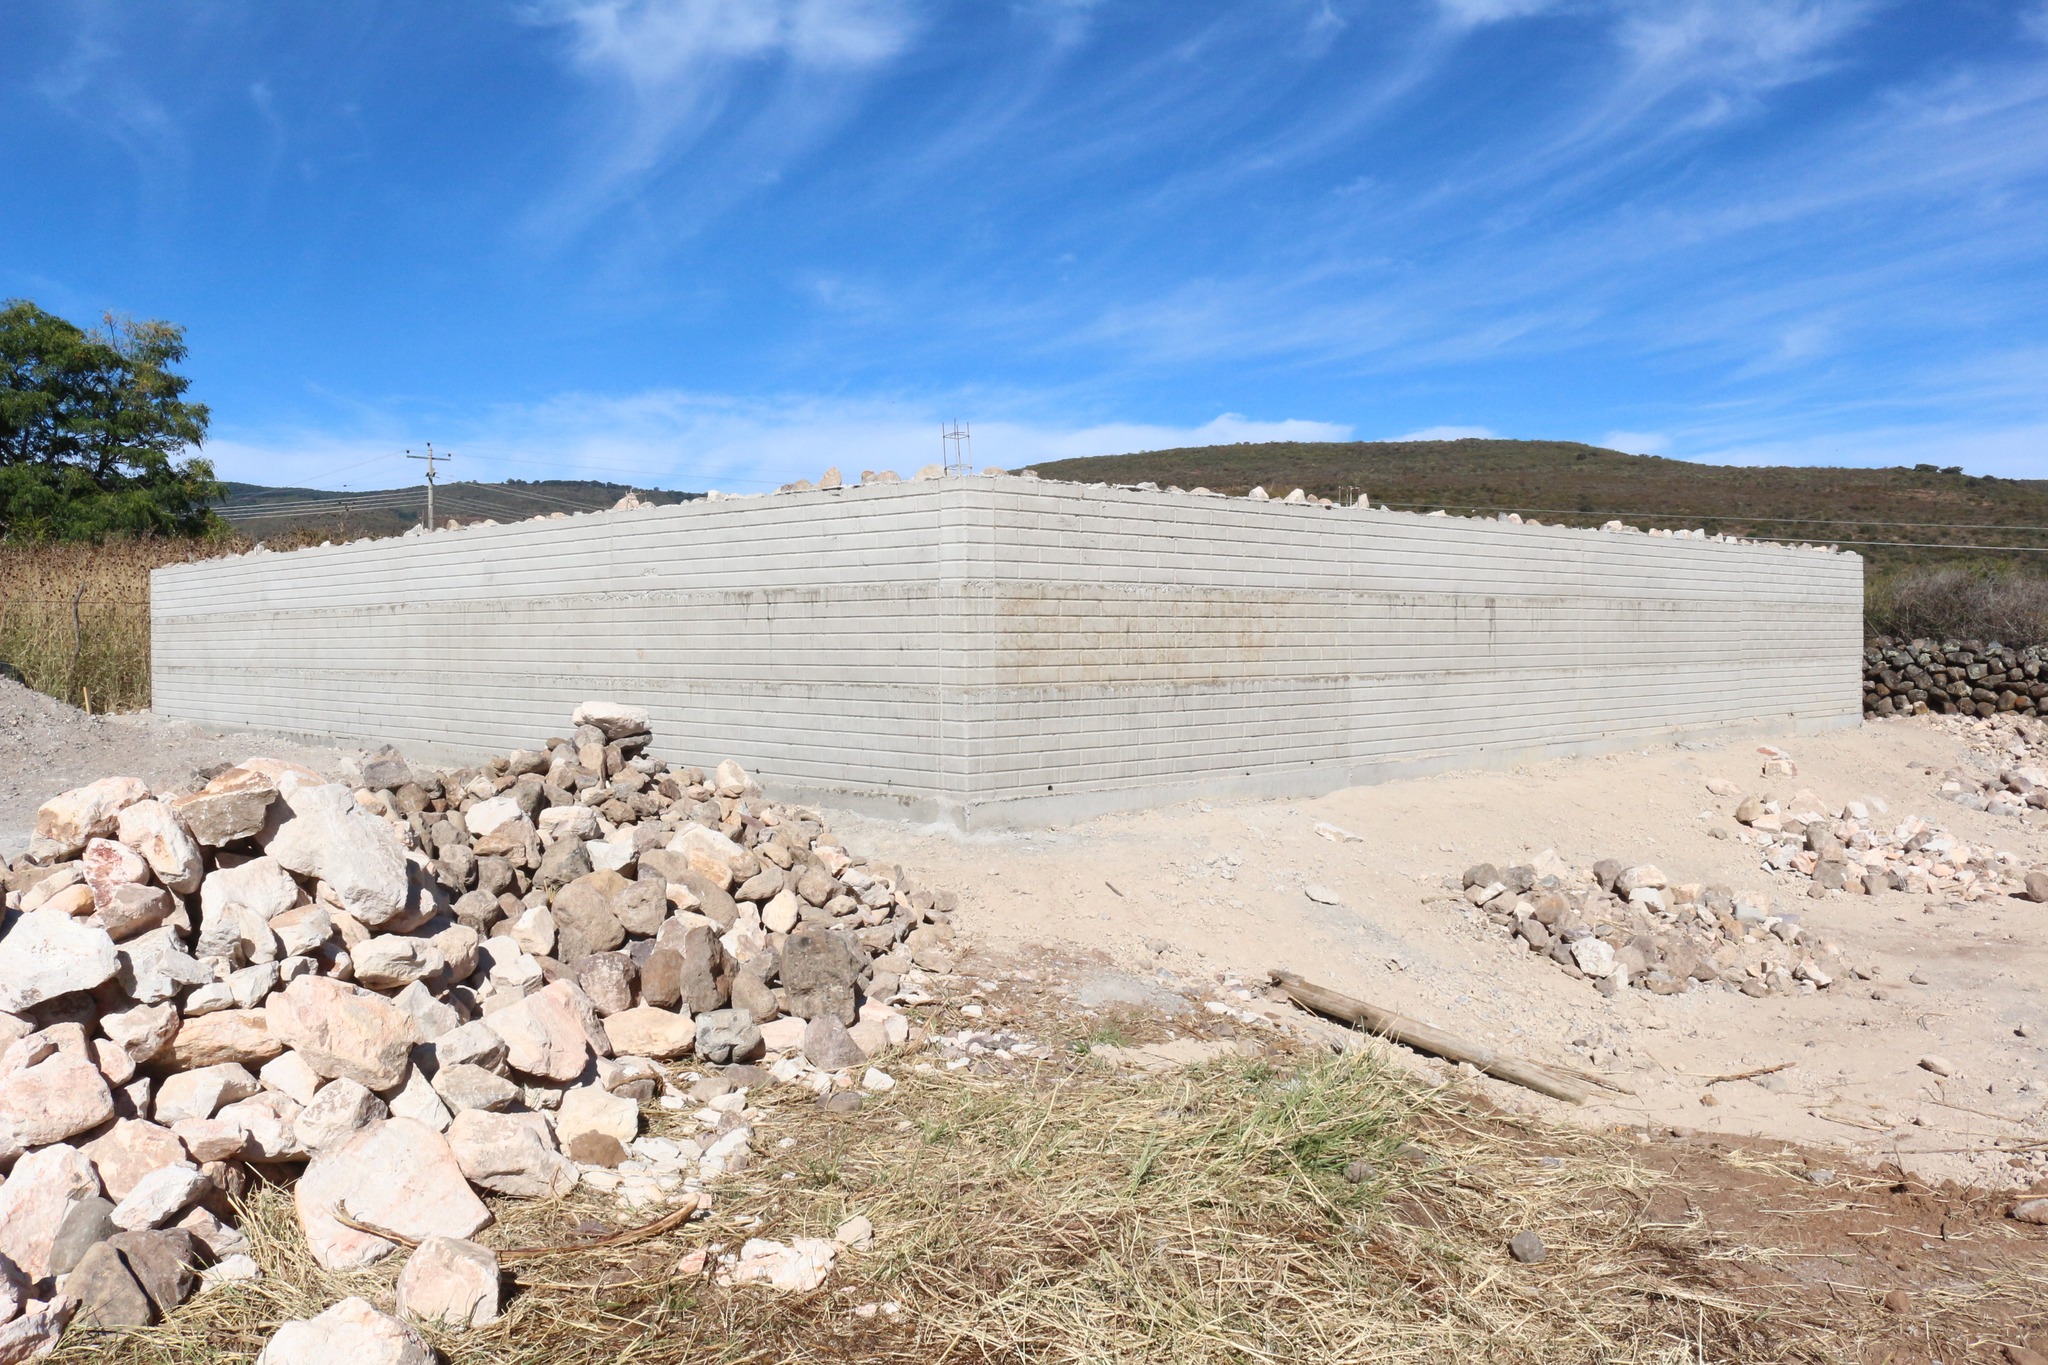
[152,668,1849,721]
[150,582,1858,627]
[149,651,1846,689]
[148,543,1857,582]
[960,689,1849,745]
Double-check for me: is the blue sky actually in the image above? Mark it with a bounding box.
[4,0,2046,493]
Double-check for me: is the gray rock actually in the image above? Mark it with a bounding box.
[48,1196,117,1277]
[612,878,666,936]
[644,922,726,1014]
[433,1020,509,1075]
[1508,1230,1547,1264]
[534,839,592,897]
[392,980,462,1042]
[432,1064,520,1113]
[356,751,411,791]
[730,968,779,1021]
[573,952,636,1016]
[69,1241,155,1328]
[781,930,859,1025]
[694,1009,763,1065]
[801,1015,867,1070]
[105,1228,201,1317]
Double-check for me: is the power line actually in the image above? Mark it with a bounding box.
[1802,539,2048,554]
[1377,501,2048,534]
[216,482,623,519]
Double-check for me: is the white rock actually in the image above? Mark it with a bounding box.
[79,1117,187,1200]
[432,1019,508,1073]
[535,805,600,843]
[352,936,442,991]
[116,929,212,1005]
[81,836,151,909]
[217,1091,308,1161]
[390,981,461,1042]
[0,1144,100,1282]
[110,1162,210,1230]
[508,907,555,958]
[572,701,651,740]
[600,1006,695,1060]
[586,839,636,874]
[385,1068,452,1132]
[0,911,119,1013]
[759,1016,806,1054]
[396,1236,502,1328]
[199,1253,262,1292]
[173,1117,252,1163]
[255,1295,432,1365]
[0,1051,114,1149]
[115,800,205,896]
[266,976,417,1091]
[716,1237,835,1292]
[269,906,334,958]
[100,1001,180,1067]
[264,783,411,928]
[463,796,523,838]
[33,775,148,856]
[155,1063,262,1124]
[260,1051,327,1106]
[666,824,748,871]
[0,1300,73,1363]
[293,1078,389,1154]
[488,982,595,1082]
[295,1118,491,1270]
[557,1084,638,1148]
[1570,938,1617,978]
[200,856,301,922]
[445,1109,577,1199]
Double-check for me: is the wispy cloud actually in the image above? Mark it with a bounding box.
[1434,0,1563,27]
[524,0,917,238]
[206,391,1353,492]
[1600,429,1671,455]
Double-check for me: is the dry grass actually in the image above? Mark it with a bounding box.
[50,1048,1895,1365]
[1866,564,2048,646]
[0,541,209,712]
[0,537,297,712]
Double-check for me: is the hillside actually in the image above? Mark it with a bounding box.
[215,479,697,540]
[1023,439,2048,576]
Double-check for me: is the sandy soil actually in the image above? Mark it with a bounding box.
[11,673,2048,1190]
[0,681,368,857]
[833,718,2048,1190]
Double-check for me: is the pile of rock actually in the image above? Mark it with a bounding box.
[1449,853,1846,999]
[1864,637,2048,718]
[0,702,953,1357]
[1930,764,2047,819]
[1725,788,2042,902]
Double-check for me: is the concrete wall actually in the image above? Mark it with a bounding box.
[152,477,1863,826]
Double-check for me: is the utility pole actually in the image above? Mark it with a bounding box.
[405,445,453,529]
[941,421,972,476]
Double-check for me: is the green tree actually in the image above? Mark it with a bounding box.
[0,299,222,540]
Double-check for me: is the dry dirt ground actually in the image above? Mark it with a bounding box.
[16,686,2048,1361]
[0,680,366,856]
[836,718,2048,1195]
